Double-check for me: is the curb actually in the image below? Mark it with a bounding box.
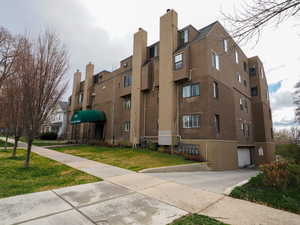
[139,162,211,173]
[223,179,249,195]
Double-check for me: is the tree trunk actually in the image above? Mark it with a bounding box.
[12,136,19,157]
[24,138,33,168]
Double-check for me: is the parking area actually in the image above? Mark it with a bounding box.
[148,169,258,194]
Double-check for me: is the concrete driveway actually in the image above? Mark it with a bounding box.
[148,169,259,194]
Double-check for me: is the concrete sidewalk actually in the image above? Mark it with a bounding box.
[1,138,300,225]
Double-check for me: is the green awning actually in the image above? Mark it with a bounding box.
[71,110,106,124]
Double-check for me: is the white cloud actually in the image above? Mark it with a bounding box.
[0,0,299,129]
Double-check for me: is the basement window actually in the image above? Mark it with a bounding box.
[183,115,201,128]
[174,53,183,70]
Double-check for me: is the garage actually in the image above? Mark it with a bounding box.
[237,148,251,168]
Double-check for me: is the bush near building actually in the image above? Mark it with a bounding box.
[230,144,300,214]
[40,132,58,140]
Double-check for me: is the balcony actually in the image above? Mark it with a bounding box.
[141,61,153,91]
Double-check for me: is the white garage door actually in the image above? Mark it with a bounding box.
[237,149,251,168]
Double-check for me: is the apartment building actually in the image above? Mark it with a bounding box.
[67,9,275,170]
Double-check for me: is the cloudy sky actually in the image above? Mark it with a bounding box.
[0,0,299,129]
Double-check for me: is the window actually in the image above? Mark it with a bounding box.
[249,67,256,76]
[183,29,189,43]
[183,115,201,128]
[243,62,247,72]
[212,52,220,70]
[79,93,83,104]
[245,124,250,137]
[124,121,130,132]
[241,122,245,135]
[240,98,244,111]
[124,97,131,110]
[243,80,247,87]
[149,44,158,58]
[182,84,200,98]
[213,81,219,98]
[174,53,183,70]
[124,74,132,87]
[244,99,248,113]
[237,73,242,83]
[260,67,264,79]
[251,87,258,96]
[235,50,239,64]
[214,114,220,134]
[223,39,228,52]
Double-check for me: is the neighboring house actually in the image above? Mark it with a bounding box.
[41,101,68,138]
[66,9,275,170]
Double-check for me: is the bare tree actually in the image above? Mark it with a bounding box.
[0,27,21,88]
[223,0,300,44]
[20,31,68,168]
[294,81,300,123]
[1,76,23,157]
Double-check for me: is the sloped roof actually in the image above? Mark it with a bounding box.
[194,21,218,42]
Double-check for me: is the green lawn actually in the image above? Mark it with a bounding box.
[0,149,101,199]
[19,137,68,146]
[169,214,229,225]
[230,174,300,214]
[52,145,194,172]
[0,139,13,147]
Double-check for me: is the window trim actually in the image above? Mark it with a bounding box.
[213,81,219,99]
[124,74,132,88]
[124,121,130,132]
[212,51,220,71]
[223,39,228,52]
[174,52,184,70]
[214,114,220,134]
[182,83,200,98]
[182,114,201,129]
[183,29,189,43]
[235,50,239,64]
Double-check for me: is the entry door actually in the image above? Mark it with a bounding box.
[95,123,104,140]
[237,149,251,168]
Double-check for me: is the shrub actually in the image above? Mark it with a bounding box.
[147,140,157,151]
[181,153,202,162]
[276,144,300,164]
[119,140,132,148]
[40,132,57,140]
[287,163,300,186]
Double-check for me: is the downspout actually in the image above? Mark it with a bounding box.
[144,93,146,137]
[111,79,116,144]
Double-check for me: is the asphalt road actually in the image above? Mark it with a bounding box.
[148,169,259,194]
